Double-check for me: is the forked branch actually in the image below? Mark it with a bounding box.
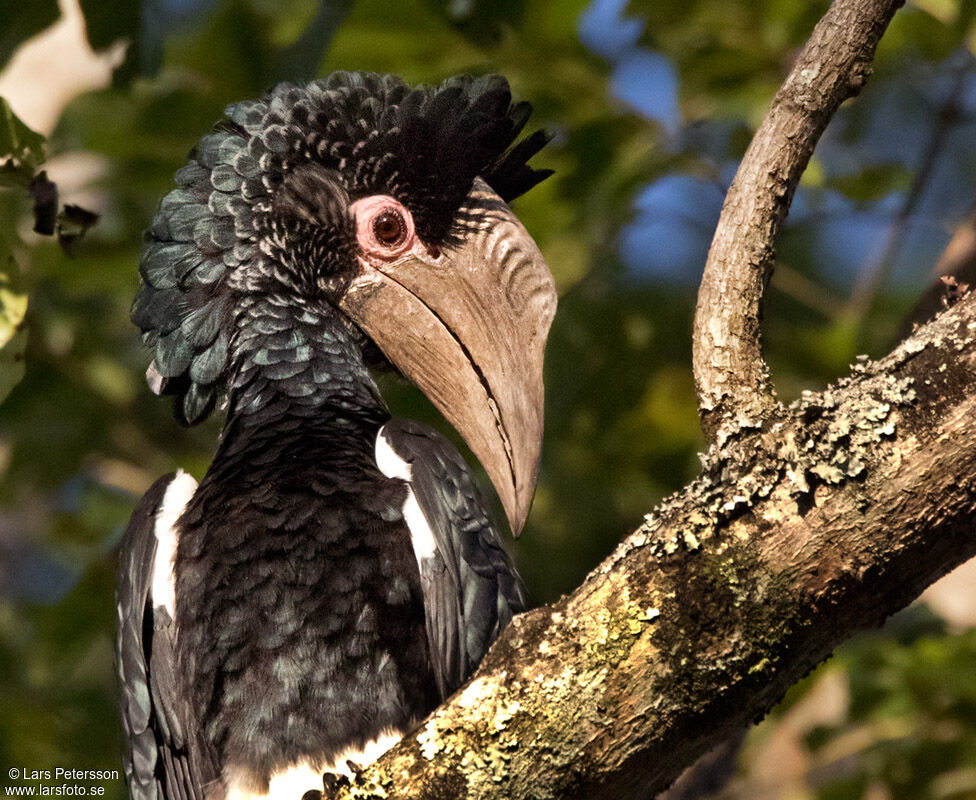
[692,0,905,442]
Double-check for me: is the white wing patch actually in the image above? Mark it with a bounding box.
[375,426,437,563]
[224,729,405,800]
[151,469,198,618]
[374,426,411,480]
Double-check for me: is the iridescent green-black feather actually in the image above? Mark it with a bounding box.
[132,72,550,425]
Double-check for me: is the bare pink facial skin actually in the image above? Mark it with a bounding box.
[350,195,440,268]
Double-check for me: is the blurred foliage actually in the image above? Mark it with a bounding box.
[630,0,833,122]
[0,3,60,74]
[0,99,46,185]
[3,1,976,798]
[730,609,976,800]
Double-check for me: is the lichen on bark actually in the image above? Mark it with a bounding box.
[328,290,976,800]
[320,1,976,798]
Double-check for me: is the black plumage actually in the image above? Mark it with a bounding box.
[379,418,526,698]
[118,70,553,800]
[117,474,202,800]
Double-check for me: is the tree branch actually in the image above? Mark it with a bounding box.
[320,2,976,798]
[335,292,976,800]
[692,0,904,442]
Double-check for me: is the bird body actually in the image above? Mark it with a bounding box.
[116,72,554,800]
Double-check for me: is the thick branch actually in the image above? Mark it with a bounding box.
[692,0,904,441]
[319,3,948,798]
[335,294,976,799]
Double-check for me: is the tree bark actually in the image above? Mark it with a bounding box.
[323,0,976,797]
[692,0,904,442]
[329,293,976,800]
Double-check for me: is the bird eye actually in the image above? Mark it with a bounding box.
[351,194,416,262]
[373,209,406,247]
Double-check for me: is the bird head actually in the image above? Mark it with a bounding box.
[132,71,556,535]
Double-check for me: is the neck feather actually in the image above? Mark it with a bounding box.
[224,294,385,427]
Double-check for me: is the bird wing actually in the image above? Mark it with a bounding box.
[116,472,208,800]
[376,418,527,700]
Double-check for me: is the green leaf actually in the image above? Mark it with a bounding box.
[0,98,46,187]
[0,0,59,72]
[0,252,28,405]
[0,325,28,404]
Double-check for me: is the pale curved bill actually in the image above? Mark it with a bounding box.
[340,178,557,535]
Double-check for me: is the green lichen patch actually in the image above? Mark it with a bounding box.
[634,360,917,562]
[410,672,524,794]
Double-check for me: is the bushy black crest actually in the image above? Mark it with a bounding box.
[133,71,552,425]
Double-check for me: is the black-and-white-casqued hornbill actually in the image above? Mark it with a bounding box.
[115,72,556,800]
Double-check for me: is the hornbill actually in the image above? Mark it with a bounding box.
[115,72,556,800]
